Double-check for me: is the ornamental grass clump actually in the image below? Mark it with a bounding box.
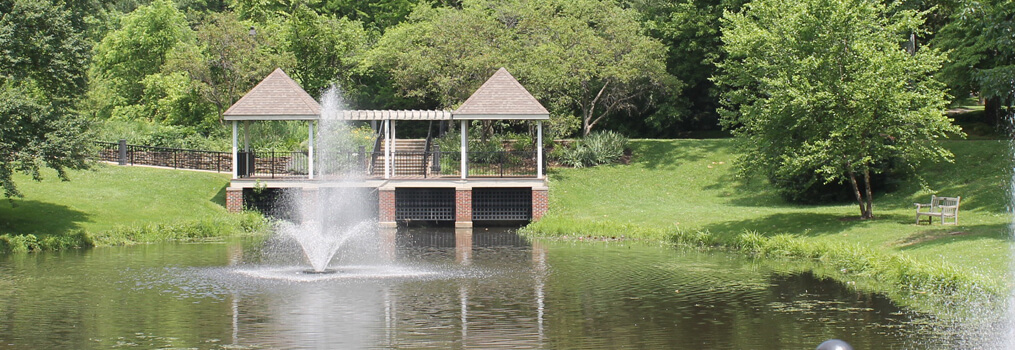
[552,131,628,168]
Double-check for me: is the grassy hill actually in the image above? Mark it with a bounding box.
[527,139,1011,307]
[0,164,263,251]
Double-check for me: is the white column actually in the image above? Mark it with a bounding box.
[384,119,391,179]
[308,121,315,180]
[231,121,238,179]
[460,120,468,179]
[536,120,543,179]
[389,121,393,177]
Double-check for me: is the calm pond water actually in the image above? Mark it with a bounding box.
[0,228,956,349]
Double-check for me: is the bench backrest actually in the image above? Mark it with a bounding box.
[932,196,961,214]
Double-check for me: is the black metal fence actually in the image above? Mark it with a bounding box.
[94,140,231,172]
[95,140,545,178]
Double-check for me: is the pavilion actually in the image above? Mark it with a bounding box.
[222,67,549,227]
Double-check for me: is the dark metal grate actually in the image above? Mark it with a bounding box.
[396,188,455,221]
[243,188,299,221]
[472,188,531,221]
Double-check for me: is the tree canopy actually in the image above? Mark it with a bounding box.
[935,0,1014,127]
[365,0,676,137]
[0,0,92,199]
[715,0,961,219]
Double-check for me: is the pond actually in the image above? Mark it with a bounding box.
[0,228,957,349]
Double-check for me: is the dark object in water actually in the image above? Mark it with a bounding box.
[301,269,338,275]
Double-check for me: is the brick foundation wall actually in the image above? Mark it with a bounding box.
[532,189,548,221]
[379,189,396,223]
[455,189,472,223]
[226,187,243,213]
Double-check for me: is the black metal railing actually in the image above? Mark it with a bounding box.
[94,141,120,163]
[369,132,384,174]
[314,149,372,177]
[94,141,231,172]
[467,151,538,177]
[95,140,545,179]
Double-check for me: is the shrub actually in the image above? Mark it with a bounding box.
[552,131,628,168]
[0,231,93,253]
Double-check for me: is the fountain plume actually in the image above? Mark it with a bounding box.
[276,85,377,273]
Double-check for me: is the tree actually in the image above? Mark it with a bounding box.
[0,0,92,199]
[318,0,418,32]
[168,11,291,120]
[280,5,368,96]
[87,0,196,120]
[623,0,746,137]
[365,0,675,137]
[935,0,1014,129]
[715,0,961,219]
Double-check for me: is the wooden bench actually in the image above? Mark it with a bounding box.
[915,195,960,225]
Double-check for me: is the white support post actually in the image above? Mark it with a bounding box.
[231,121,238,179]
[537,121,543,179]
[460,120,468,179]
[391,120,397,177]
[308,121,315,180]
[384,120,391,179]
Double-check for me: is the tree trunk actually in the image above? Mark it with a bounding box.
[862,168,874,219]
[847,170,868,219]
[984,97,1003,133]
[481,120,494,142]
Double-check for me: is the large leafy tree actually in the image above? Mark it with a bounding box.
[87,0,197,120]
[280,5,368,96]
[624,0,745,136]
[168,11,291,120]
[935,0,1014,128]
[715,0,960,219]
[0,0,92,199]
[365,0,674,137]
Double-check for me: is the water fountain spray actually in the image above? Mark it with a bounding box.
[276,86,378,274]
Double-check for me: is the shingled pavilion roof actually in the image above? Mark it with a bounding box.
[225,67,549,122]
[223,68,321,121]
[453,67,549,120]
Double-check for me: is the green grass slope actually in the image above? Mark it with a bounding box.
[528,139,1011,304]
[0,164,263,251]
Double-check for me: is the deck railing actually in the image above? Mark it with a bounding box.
[95,140,544,178]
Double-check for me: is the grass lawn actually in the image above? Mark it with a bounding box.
[528,139,1011,300]
[0,164,261,249]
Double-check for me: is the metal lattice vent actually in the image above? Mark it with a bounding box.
[473,188,532,221]
[243,188,300,221]
[395,188,455,221]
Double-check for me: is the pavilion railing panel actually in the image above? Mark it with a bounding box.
[247,150,307,178]
[315,150,371,176]
[95,141,544,178]
[466,151,538,177]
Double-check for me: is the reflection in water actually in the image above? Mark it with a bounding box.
[0,228,960,349]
